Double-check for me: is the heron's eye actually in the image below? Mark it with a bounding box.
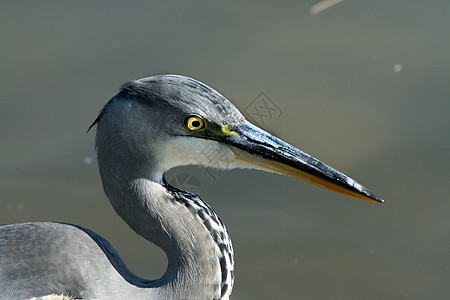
[184,115,205,131]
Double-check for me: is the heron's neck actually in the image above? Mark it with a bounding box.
[96,140,233,299]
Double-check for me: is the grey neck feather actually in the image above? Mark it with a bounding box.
[95,101,233,299]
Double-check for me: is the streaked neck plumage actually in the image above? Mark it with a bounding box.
[94,99,234,299]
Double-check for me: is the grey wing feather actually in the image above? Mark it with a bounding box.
[0,222,146,299]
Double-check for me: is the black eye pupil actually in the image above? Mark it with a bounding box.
[192,120,200,128]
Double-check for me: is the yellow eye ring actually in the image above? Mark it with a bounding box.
[184,115,205,131]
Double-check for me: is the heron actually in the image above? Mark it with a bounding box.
[0,75,383,300]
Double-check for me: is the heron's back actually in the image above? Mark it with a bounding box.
[0,222,146,299]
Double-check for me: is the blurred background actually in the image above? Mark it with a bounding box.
[1,1,449,299]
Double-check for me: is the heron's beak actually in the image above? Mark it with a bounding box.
[222,122,383,203]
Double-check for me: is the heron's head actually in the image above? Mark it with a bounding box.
[92,74,382,203]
